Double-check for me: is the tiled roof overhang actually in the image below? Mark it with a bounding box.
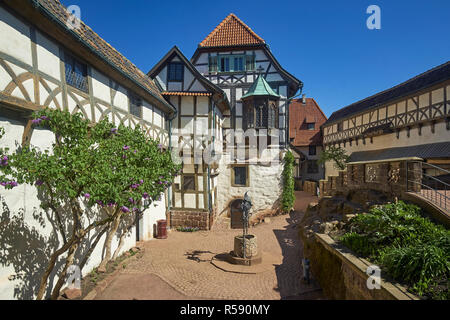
[6,0,175,115]
[324,61,450,127]
[349,141,450,163]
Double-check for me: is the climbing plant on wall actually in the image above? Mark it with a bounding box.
[281,151,295,213]
[0,109,180,300]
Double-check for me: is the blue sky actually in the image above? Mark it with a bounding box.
[61,0,450,117]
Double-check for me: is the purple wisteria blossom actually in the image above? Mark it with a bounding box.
[1,181,18,188]
[140,179,144,184]
[1,156,8,166]
[35,180,44,186]
[84,193,90,199]
[40,116,49,121]
[121,206,130,213]
[111,128,118,134]
[143,192,149,199]
[129,197,135,204]
[32,119,42,125]
[123,145,130,151]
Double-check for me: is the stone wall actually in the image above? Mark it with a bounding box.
[319,159,422,198]
[301,232,419,300]
[169,210,209,230]
[303,181,318,196]
[217,153,283,220]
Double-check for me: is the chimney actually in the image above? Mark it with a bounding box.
[302,94,306,104]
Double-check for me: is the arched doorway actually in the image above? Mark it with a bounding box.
[230,199,244,229]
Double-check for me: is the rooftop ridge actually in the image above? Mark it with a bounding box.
[199,13,265,48]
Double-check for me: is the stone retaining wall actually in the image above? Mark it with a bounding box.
[303,181,318,196]
[301,232,419,300]
[319,159,422,198]
[169,210,209,230]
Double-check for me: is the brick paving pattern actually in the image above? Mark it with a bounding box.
[96,191,323,300]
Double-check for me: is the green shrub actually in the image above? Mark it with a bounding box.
[340,201,450,299]
[281,151,295,213]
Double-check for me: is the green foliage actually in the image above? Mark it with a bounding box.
[0,108,181,298]
[0,108,180,211]
[176,226,199,232]
[340,201,450,299]
[318,145,349,170]
[281,151,295,213]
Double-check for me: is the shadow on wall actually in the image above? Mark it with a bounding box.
[0,190,127,300]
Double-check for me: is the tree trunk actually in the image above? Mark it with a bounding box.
[50,241,78,300]
[79,224,109,271]
[36,238,75,300]
[112,211,142,260]
[98,212,122,272]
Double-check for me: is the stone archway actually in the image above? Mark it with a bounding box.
[230,198,244,229]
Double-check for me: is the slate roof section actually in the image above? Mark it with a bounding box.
[289,98,327,147]
[199,13,265,48]
[30,0,173,112]
[349,141,450,162]
[241,75,279,99]
[325,61,450,126]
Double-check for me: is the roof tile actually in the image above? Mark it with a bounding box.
[199,13,265,48]
[289,98,327,147]
[35,0,167,106]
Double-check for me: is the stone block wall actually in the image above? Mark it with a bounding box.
[303,180,318,195]
[319,160,422,199]
[169,210,209,230]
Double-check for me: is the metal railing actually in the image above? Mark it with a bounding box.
[406,161,450,212]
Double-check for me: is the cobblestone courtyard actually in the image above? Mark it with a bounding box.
[95,191,323,300]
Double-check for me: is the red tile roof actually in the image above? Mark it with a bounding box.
[34,0,169,109]
[199,13,265,48]
[289,98,327,147]
[161,91,212,96]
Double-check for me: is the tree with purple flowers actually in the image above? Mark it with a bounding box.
[0,109,180,300]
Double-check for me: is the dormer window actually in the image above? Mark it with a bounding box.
[307,123,315,130]
[168,62,184,81]
[129,93,142,118]
[64,53,88,92]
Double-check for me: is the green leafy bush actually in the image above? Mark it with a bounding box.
[281,151,295,213]
[176,226,199,232]
[340,201,450,299]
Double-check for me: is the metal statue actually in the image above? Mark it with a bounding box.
[240,192,252,259]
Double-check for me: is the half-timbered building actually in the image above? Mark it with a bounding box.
[190,13,303,222]
[289,95,327,184]
[0,0,174,299]
[322,61,450,178]
[148,46,229,230]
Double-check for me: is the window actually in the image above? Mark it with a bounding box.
[232,166,248,187]
[65,53,88,92]
[307,123,315,130]
[214,54,255,73]
[307,160,319,174]
[208,56,218,72]
[337,122,343,132]
[309,146,316,156]
[244,100,278,130]
[182,175,195,191]
[129,93,142,117]
[168,62,184,81]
